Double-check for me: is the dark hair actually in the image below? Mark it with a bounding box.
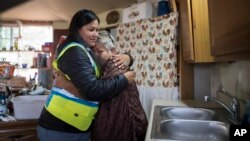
[67,9,100,45]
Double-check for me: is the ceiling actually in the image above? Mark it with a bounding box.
[0,0,137,22]
[0,0,30,13]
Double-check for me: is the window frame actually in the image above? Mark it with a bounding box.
[0,20,53,51]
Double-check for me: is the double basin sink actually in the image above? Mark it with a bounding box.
[151,106,233,141]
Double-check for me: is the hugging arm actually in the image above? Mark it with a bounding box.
[57,46,128,101]
[111,53,133,69]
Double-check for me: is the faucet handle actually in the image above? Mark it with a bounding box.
[204,96,209,102]
[230,97,240,121]
[231,97,240,108]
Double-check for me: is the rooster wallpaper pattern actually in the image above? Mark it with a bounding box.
[116,12,178,88]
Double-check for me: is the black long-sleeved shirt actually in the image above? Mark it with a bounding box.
[57,43,128,101]
[38,41,129,132]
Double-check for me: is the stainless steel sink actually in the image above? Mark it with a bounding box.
[161,107,216,120]
[151,106,232,141]
[159,119,229,141]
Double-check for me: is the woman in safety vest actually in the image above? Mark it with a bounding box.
[37,9,135,141]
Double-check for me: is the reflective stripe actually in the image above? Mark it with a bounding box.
[46,87,99,107]
[53,42,100,79]
[45,88,98,131]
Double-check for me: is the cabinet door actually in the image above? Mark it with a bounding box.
[180,0,214,63]
[18,134,39,141]
[191,0,214,62]
[179,0,195,62]
[209,0,250,56]
[0,134,38,141]
[0,120,38,141]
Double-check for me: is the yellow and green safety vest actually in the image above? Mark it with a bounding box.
[46,42,100,131]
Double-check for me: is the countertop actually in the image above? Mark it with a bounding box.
[144,99,221,141]
[0,119,38,138]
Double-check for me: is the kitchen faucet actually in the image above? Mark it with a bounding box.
[204,96,240,124]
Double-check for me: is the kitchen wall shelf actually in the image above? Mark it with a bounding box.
[0,50,52,87]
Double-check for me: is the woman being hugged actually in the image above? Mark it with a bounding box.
[37,9,135,141]
[91,33,148,141]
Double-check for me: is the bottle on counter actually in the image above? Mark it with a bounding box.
[14,38,19,51]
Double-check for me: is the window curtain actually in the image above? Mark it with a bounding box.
[115,12,179,118]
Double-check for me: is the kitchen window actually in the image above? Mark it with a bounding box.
[0,26,19,50]
[0,21,53,51]
[0,21,53,63]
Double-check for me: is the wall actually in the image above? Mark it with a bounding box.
[53,21,69,29]
[194,64,211,100]
[51,0,162,30]
[194,61,250,118]
[211,61,250,100]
